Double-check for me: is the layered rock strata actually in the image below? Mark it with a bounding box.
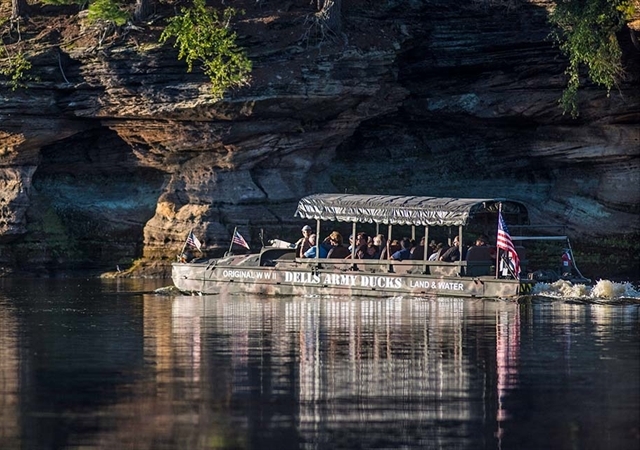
[0,0,638,277]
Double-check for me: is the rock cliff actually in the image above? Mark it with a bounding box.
[0,0,638,278]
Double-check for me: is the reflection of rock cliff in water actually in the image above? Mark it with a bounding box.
[0,0,638,276]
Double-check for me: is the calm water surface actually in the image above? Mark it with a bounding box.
[0,278,638,450]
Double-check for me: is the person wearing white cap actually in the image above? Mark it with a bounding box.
[295,225,313,257]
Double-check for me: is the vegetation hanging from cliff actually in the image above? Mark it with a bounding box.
[549,0,637,117]
[0,47,31,90]
[87,0,130,26]
[0,14,33,90]
[159,0,252,99]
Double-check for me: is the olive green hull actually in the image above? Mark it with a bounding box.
[172,259,533,298]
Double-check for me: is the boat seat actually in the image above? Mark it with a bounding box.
[465,246,494,276]
[322,261,354,271]
[429,264,460,277]
[390,261,419,275]
[410,246,425,260]
[466,246,493,261]
[259,248,296,267]
[327,246,351,258]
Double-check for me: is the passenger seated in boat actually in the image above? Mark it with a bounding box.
[373,234,387,259]
[344,244,367,259]
[349,232,369,252]
[440,236,466,262]
[382,239,401,260]
[427,240,437,258]
[391,238,412,261]
[428,242,446,261]
[366,244,380,259]
[345,243,369,259]
[465,235,493,260]
[295,225,313,257]
[468,234,498,260]
[474,234,489,247]
[303,234,329,258]
[410,237,425,260]
[325,231,351,258]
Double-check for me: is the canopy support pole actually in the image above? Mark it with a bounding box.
[387,225,393,272]
[423,225,429,274]
[315,219,321,264]
[351,222,357,262]
[457,224,463,276]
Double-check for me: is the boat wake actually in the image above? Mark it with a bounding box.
[531,279,640,302]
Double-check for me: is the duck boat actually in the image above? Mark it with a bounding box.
[172,194,587,298]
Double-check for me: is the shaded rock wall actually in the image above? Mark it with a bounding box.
[0,0,638,277]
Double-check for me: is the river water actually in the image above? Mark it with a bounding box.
[0,278,638,450]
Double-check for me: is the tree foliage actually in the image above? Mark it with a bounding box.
[549,0,637,117]
[87,0,130,27]
[159,0,252,99]
[0,49,32,90]
[39,0,85,5]
[2,5,32,89]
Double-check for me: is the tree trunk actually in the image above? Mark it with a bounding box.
[11,0,28,19]
[134,0,152,22]
[319,0,341,33]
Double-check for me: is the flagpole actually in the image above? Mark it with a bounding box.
[495,204,501,279]
[179,228,192,261]
[227,226,237,255]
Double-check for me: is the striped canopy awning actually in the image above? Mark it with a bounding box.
[294,194,528,227]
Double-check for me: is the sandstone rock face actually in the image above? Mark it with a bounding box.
[0,0,638,277]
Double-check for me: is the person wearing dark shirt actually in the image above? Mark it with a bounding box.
[391,238,412,261]
[440,235,466,262]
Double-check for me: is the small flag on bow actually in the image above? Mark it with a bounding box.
[232,230,250,250]
[497,211,520,277]
[186,231,202,251]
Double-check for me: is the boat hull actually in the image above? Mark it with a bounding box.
[172,261,532,298]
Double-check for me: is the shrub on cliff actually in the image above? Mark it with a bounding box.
[159,0,252,99]
[549,0,637,117]
[87,0,130,27]
[0,49,32,90]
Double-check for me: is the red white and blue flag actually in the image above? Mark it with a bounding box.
[232,230,250,249]
[497,211,520,277]
[186,231,202,251]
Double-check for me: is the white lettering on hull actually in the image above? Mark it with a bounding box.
[284,272,321,284]
[437,281,464,291]
[217,269,467,293]
[221,270,276,280]
[360,276,402,289]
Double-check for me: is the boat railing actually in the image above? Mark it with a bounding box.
[290,257,486,277]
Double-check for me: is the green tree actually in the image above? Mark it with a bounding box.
[0,50,32,90]
[87,0,130,26]
[159,0,252,99]
[549,0,637,117]
[134,0,152,22]
[11,0,29,19]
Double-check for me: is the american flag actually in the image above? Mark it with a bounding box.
[497,211,520,277]
[186,231,202,251]
[232,230,250,249]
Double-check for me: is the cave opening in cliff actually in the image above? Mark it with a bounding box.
[29,128,166,273]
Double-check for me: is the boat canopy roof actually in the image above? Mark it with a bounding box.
[295,194,528,227]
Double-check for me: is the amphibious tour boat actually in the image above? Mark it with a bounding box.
[172,194,587,298]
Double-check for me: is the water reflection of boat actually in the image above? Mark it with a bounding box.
[173,194,588,298]
[165,295,522,448]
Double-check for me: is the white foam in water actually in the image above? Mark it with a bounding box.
[531,279,640,300]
